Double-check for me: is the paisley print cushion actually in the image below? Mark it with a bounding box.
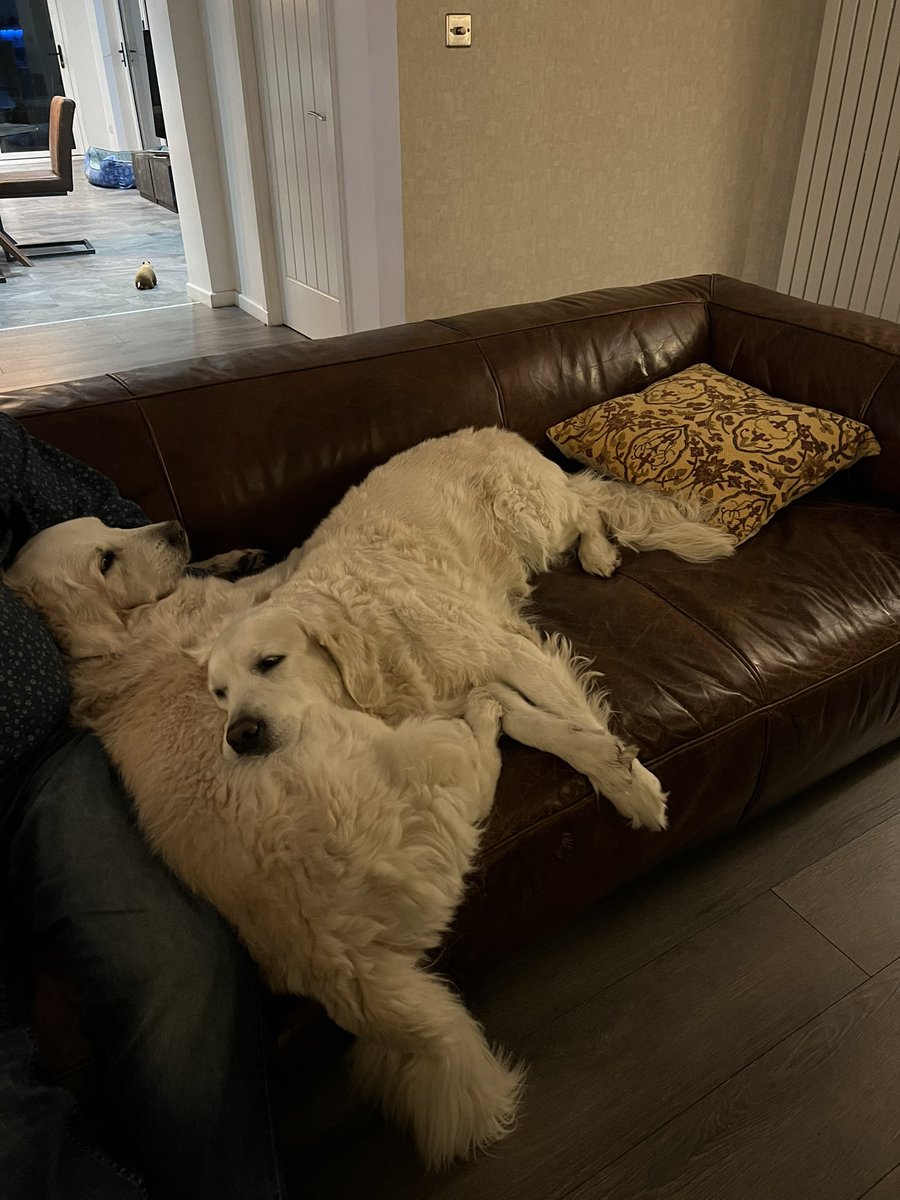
[546,363,881,544]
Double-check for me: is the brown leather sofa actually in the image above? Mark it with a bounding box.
[4,273,900,1063]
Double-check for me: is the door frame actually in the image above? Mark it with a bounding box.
[329,0,405,332]
[145,0,404,332]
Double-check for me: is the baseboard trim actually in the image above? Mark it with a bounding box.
[236,293,273,324]
[186,283,237,308]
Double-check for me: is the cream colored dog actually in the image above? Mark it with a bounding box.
[207,428,734,830]
[5,515,523,1168]
[6,427,733,1168]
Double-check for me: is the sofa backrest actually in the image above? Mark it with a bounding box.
[708,276,900,508]
[5,278,713,558]
[429,277,711,445]
[5,274,898,556]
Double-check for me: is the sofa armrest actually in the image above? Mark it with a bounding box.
[707,276,900,507]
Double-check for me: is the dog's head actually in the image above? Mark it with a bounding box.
[4,517,190,658]
[206,605,352,759]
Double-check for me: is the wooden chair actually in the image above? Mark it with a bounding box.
[0,97,95,270]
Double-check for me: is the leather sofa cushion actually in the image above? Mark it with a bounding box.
[469,294,710,448]
[449,493,900,969]
[136,341,505,560]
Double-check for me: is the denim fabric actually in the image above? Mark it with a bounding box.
[0,977,147,1200]
[5,732,284,1200]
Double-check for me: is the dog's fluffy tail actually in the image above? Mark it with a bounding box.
[343,965,525,1169]
[567,470,736,562]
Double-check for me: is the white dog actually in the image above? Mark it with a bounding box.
[6,427,733,1168]
[5,515,525,1167]
[207,428,734,830]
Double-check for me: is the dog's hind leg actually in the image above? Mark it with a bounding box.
[576,518,622,577]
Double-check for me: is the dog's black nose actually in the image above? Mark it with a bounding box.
[226,716,270,756]
[161,521,186,549]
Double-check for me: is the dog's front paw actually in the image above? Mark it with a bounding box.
[620,759,668,832]
[232,548,280,577]
[191,548,278,580]
[465,688,503,736]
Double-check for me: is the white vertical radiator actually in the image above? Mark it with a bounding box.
[778,0,900,322]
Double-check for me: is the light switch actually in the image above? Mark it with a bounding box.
[446,14,472,47]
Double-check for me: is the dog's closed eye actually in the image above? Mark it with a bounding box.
[256,655,285,675]
[212,686,227,700]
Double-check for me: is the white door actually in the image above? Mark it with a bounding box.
[252,0,346,338]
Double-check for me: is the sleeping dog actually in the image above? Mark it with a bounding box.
[6,427,733,1167]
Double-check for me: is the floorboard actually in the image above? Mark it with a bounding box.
[0,305,302,395]
[286,895,865,1200]
[279,743,900,1200]
[860,1165,900,1198]
[775,813,900,974]
[577,961,900,1200]
[470,743,900,1044]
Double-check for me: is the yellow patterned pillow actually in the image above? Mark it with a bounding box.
[546,363,880,544]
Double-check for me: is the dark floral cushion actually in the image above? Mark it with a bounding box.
[546,363,881,544]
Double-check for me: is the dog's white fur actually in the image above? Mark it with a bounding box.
[5,427,734,1168]
[4,517,522,1167]
[210,428,734,831]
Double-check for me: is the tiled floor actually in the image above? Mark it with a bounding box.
[0,168,187,326]
[0,166,304,392]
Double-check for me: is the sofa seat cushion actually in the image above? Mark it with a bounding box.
[522,493,900,814]
[448,495,900,971]
[616,495,900,703]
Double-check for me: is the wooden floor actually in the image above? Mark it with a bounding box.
[0,303,302,395]
[0,169,302,393]
[278,741,900,1200]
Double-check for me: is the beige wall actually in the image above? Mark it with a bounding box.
[397,0,826,320]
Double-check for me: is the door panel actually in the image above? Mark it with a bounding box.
[252,0,346,338]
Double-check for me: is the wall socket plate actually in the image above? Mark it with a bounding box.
[446,14,472,47]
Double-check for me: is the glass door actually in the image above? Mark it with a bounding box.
[0,0,68,155]
[117,0,165,151]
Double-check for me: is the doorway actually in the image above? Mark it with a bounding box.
[248,0,405,336]
[0,0,187,325]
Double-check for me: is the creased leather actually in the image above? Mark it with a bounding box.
[2,274,898,991]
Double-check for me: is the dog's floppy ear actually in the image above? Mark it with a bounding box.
[297,595,385,711]
[4,573,129,660]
